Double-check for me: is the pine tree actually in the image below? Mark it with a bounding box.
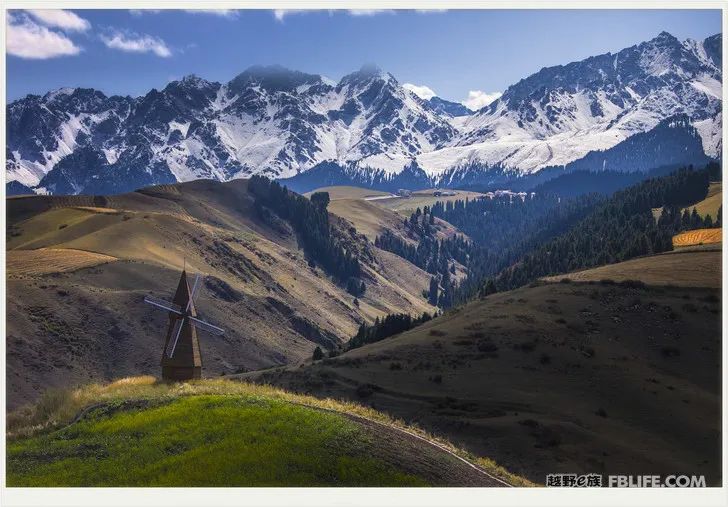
[428,276,439,305]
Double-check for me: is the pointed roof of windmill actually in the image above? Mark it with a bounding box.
[171,270,195,314]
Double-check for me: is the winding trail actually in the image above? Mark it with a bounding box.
[278,398,513,487]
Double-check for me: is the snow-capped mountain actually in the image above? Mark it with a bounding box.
[417,32,722,179]
[426,96,473,118]
[6,32,722,195]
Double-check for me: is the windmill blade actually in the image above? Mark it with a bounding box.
[144,296,182,315]
[186,274,201,311]
[189,316,225,336]
[166,317,186,358]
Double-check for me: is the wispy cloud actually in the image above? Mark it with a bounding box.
[26,9,91,31]
[130,9,238,18]
[183,9,239,18]
[273,9,306,22]
[129,9,160,16]
[273,9,395,22]
[100,30,172,58]
[403,83,437,100]
[347,10,394,16]
[462,90,502,111]
[7,13,81,59]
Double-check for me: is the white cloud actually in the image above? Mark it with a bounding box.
[462,90,502,111]
[26,9,90,31]
[7,15,81,59]
[100,30,172,58]
[183,10,239,18]
[129,9,160,16]
[347,10,393,16]
[273,9,393,21]
[403,83,437,100]
[273,9,306,21]
[129,9,237,18]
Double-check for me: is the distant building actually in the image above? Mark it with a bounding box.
[433,190,456,197]
[396,189,412,197]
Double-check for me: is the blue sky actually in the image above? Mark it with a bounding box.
[6,9,722,105]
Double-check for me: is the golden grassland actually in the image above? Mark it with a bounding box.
[7,248,117,276]
[672,228,722,248]
[304,186,390,200]
[543,247,721,288]
[375,189,486,216]
[652,181,722,221]
[684,181,722,220]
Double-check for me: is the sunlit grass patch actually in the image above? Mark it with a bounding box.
[7,395,427,487]
[7,376,531,486]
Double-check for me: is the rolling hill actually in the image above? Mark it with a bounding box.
[303,185,470,242]
[247,249,721,485]
[7,377,521,486]
[6,179,436,410]
[543,245,721,287]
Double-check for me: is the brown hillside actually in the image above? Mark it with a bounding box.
[6,179,435,409]
[247,250,721,485]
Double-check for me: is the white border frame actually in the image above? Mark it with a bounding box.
[1,2,726,506]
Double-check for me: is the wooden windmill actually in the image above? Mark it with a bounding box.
[144,270,224,381]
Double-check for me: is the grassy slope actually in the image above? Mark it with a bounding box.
[7,377,522,487]
[542,246,721,287]
[684,181,722,220]
[248,250,721,485]
[328,198,404,240]
[306,185,474,238]
[652,181,722,221]
[306,185,486,217]
[6,179,435,409]
[304,186,390,201]
[376,189,487,216]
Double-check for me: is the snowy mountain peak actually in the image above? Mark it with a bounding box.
[6,32,722,195]
[338,64,395,90]
[653,30,680,43]
[43,87,77,102]
[177,74,217,89]
[228,65,326,94]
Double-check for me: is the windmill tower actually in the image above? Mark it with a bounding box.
[144,270,224,381]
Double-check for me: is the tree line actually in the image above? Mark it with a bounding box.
[249,176,362,292]
[375,192,603,307]
[347,312,434,351]
[495,165,718,290]
[375,163,720,306]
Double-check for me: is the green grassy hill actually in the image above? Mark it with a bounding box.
[7,377,522,487]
